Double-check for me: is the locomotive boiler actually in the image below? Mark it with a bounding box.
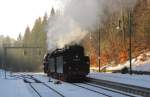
[43,44,90,82]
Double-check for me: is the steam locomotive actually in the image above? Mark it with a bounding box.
[43,44,90,82]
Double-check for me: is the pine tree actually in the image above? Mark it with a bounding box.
[31,17,42,45]
[51,7,55,16]
[23,26,31,45]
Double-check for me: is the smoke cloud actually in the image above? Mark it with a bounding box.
[47,0,137,50]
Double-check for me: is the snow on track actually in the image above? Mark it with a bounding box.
[3,73,144,97]
[32,74,141,97]
[44,81,108,97]
[32,75,108,97]
[0,75,33,97]
[30,83,62,97]
[21,74,65,97]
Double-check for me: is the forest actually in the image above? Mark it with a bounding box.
[0,0,150,72]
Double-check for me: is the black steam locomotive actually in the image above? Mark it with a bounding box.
[43,45,90,82]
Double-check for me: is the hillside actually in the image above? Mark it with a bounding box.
[82,0,150,68]
[107,51,150,72]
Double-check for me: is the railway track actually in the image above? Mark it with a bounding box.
[72,83,111,97]
[29,83,43,97]
[31,75,111,97]
[11,74,145,97]
[18,74,66,97]
[27,75,135,97]
[88,77,150,97]
[72,83,139,97]
[84,83,137,97]
[30,75,65,97]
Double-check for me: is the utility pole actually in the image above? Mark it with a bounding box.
[128,10,132,75]
[3,47,6,79]
[98,26,101,72]
[90,32,92,67]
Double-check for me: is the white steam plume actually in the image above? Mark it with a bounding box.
[47,0,137,51]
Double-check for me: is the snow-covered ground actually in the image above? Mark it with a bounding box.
[0,70,33,97]
[88,72,150,89]
[106,51,150,72]
[0,70,142,97]
[88,51,150,90]
[33,75,111,97]
[33,74,140,97]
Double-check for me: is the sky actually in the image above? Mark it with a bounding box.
[0,0,64,39]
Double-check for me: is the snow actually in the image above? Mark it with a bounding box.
[33,74,141,97]
[31,83,61,97]
[88,72,150,89]
[45,82,107,97]
[75,83,139,97]
[33,75,108,97]
[106,51,150,72]
[0,71,33,97]
[0,71,109,97]
[0,70,145,97]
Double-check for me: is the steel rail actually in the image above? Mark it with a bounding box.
[71,83,111,97]
[84,83,136,97]
[30,75,65,97]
